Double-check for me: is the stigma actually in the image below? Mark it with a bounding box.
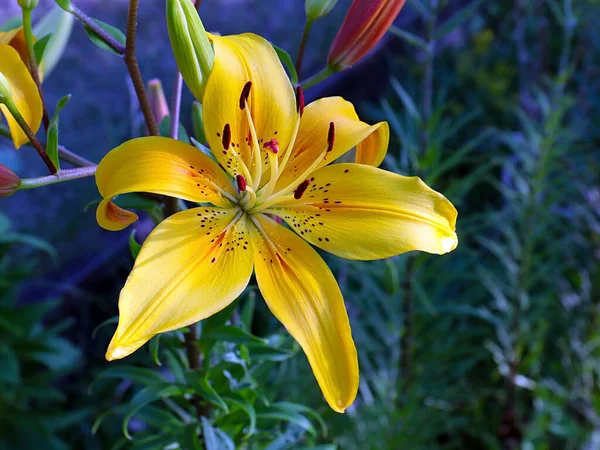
[263,138,280,154]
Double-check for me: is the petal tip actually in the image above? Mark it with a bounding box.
[105,342,134,361]
[440,233,458,254]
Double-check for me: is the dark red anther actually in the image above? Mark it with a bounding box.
[236,174,247,192]
[327,122,335,152]
[263,138,280,154]
[239,81,252,110]
[294,179,310,199]
[222,123,231,150]
[296,85,305,117]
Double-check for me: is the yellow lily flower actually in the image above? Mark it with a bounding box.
[0,44,42,149]
[95,33,458,412]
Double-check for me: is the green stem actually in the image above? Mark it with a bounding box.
[2,99,56,174]
[71,5,126,55]
[19,165,97,190]
[295,18,314,79]
[301,66,335,90]
[22,7,50,130]
[125,0,159,136]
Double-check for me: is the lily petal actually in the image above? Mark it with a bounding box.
[95,136,236,231]
[250,214,358,412]
[203,34,297,182]
[0,28,28,66]
[268,163,458,260]
[275,96,388,192]
[0,44,42,149]
[106,207,253,360]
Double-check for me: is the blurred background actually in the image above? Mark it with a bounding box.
[1,0,600,448]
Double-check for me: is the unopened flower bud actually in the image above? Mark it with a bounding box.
[17,0,39,10]
[0,164,21,198]
[147,79,169,125]
[191,101,207,144]
[53,0,73,13]
[328,0,407,70]
[305,0,338,21]
[0,72,13,103]
[166,0,215,101]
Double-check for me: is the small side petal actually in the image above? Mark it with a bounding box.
[275,97,388,192]
[106,207,253,360]
[0,45,42,149]
[95,136,236,230]
[268,163,458,260]
[250,214,358,412]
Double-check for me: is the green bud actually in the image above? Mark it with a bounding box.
[17,0,39,10]
[0,72,13,104]
[305,0,338,20]
[166,0,214,101]
[191,101,207,144]
[53,0,73,12]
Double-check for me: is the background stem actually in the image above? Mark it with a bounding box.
[296,18,314,79]
[19,165,97,189]
[125,0,159,136]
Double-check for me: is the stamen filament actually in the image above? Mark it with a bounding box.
[244,104,263,189]
[239,186,257,211]
[248,194,296,215]
[275,111,301,184]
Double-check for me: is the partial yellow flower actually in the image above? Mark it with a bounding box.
[0,45,42,149]
[95,33,458,412]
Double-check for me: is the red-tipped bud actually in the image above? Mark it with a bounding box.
[296,85,305,117]
[147,79,170,125]
[327,122,335,152]
[0,164,21,198]
[236,174,247,192]
[328,0,407,70]
[294,179,310,199]
[222,123,231,150]
[263,138,280,154]
[239,81,252,110]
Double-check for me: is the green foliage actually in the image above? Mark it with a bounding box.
[92,291,330,449]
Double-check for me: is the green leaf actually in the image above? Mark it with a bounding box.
[224,397,256,438]
[92,316,118,339]
[128,230,141,260]
[34,34,52,66]
[186,372,229,412]
[257,405,316,435]
[388,26,428,51]
[203,325,267,345]
[122,384,192,439]
[158,115,190,144]
[273,44,298,86]
[274,402,327,437]
[246,343,296,362]
[93,366,165,391]
[148,334,162,366]
[240,291,256,330]
[164,348,187,384]
[50,94,71,126]
[435,0,486,40]
[201,417,218,450]
[190,137,218,164]
[46,123,60,171]
[83,19,125,56]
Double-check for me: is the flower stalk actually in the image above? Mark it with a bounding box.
[19,165,97,190]
[1,97,56,174]
[21,6,50,130]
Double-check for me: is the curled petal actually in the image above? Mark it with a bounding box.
[95,136,236,230]
[275,97,388,193]
[269,163,458,260]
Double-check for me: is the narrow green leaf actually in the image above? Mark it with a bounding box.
[158,115,190,144]
[273,44,298,86]
[34,34,52,66]
[224,397,256,438]
[164,348,187,384]
[203,325,267,345]
[435,0,485,40]
[128,230,141,260]
[240,291,256,330]
[388,26,428,51]
[46,123,60,171]
[186,372,229,412]
[201,417,218,450]
[91,316,118,339]
[50,94,71,126]
[33,6,75,77]
[148,335,162,366]
[93,366,165,391]
[83,19,125,56]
